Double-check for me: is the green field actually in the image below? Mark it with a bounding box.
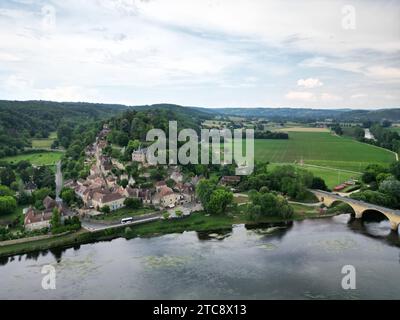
[1,151,63,166]
[390,127,400,134]
[251,132,395,172]
[269,163,360,189]
[31,131,57,149]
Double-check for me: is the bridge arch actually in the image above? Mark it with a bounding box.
[328,200,357,215]
[360,209,389,221]
[310,190,400,231]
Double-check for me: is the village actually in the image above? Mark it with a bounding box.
[23,124,228,231]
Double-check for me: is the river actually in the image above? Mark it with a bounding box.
[0,214,399,299]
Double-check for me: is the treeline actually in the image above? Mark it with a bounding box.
[369,124,400,154]
[351,162,400,209]
[254,131,288,139]
[0,100,126,157]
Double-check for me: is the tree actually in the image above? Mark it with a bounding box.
[390,162,400,180]
[124,197,142,209]
[61,187,76,205]
[33,188,51,203]
[196,179,217,208]
[0,168,16,186]
[0,185,14,197]
[311,177,328,191]
[207,188,233,215]
[119,178,129,188]
[101,205,110,214]
[379,178,400,207]
[51,208,61,229]
[0,196,17,216]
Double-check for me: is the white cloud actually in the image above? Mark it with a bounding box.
[297,78,323,89]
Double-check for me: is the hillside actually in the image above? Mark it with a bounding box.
[0,100,128,157]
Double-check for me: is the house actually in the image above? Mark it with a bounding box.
[100,156,113,174]
[132,147,147,164]
[155,181,167,192]
[112,159,125,170]
[170,170,183,183]
[181,183,195,203]
[220,176,241,186]
[154,186,180,208]
[24,207,52,231]
[24,196,75,231]
[91,192,125,211]
[138,189,152,204]
[43,196,57,210]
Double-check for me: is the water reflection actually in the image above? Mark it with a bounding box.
[0,214,400,299]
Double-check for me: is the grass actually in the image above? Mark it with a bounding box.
[92,207,155,221]
[250,132,395,171]
[268,163,361,189]
[1,151,63,166]
[31,132,57,149]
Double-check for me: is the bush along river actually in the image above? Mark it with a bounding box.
[0,213,399,299]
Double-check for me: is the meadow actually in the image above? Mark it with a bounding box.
[2,151,63,166]
[251,132,395,172]
[31,131,57,149]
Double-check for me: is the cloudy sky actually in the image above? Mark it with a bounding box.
[0,0,399,109]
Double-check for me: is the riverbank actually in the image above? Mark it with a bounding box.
[0,204,335,258]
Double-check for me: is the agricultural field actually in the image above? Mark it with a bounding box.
[31,131,57,149]
[1,151,63,166]
[275,126,329,133]
[253,132,395,171]
[232,131,395,172]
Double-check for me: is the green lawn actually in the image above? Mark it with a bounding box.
[93,207,155,221]
[31,131,57,149]
[250,132,395,171]
[1,151,63,166]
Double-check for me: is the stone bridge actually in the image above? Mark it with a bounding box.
[310,189,400,232]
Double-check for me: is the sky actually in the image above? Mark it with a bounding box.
[0,0,399,109]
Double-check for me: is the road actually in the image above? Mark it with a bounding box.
[82,214,161,232]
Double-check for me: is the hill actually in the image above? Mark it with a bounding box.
[0,100,128,157]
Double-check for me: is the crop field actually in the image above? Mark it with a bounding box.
[1,151,63,166]
[275,126,329,133]
[231,131,396,172]
[254,132,395,171]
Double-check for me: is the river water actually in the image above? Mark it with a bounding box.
[1,214,399,300]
